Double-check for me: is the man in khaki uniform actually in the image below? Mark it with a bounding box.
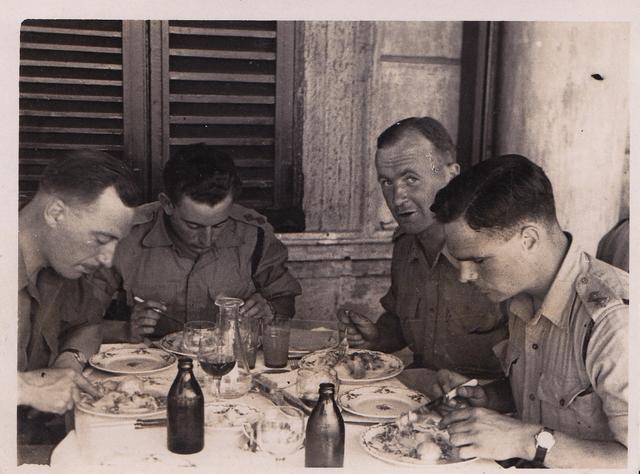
[431,154,627,468]
[94,144,301,341]
[338,117,507,379]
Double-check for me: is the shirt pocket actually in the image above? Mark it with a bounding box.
[536,373,609,440]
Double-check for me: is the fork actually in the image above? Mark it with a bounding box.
[331,321,349,367]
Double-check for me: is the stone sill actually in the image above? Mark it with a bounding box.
[277,231,394,262]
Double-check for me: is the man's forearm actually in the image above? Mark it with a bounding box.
[544,433,626,468]
[59,323,103,359]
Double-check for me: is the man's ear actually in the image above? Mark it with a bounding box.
[43,198,67,228]
[445,163,460,181]
[520,225,540,251]
[158,193,175,215]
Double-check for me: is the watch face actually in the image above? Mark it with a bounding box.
[536,431,555,449]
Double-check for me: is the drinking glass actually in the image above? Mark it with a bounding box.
[182,320,216,355]
[254,407,305,462]
[198,321,236,398]
[263,318,291,368]
[296,367,340,408]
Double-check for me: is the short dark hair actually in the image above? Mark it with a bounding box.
[163,143,242,206]
[40,150,141,207]
[431,154,557,235]
[376,116,456,163]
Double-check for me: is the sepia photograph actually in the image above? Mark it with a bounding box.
[5,2,638,472]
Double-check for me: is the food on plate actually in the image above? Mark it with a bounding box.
[316,350,388,379]
[369,410,461,463]
[205,404,260,428]
[79,375,168,415]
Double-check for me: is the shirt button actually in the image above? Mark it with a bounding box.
[580,277,588,284]
[559,398,566,407]
[529,393,536,401]
[532,343,539,350]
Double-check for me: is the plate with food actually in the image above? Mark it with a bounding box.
[89,347,177,374]
[298,349,404,384]
[288,327,338,357]
[76,375,169,418]
[205,402,261,430]
[339,386,428,419]
[360,411,476,467]
[159,331,196,357]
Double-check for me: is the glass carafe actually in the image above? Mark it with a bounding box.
[214,297,253,398]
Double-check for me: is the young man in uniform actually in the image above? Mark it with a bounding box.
[337,117,507,379]
[431,154,628,468]
[95,144,301,341]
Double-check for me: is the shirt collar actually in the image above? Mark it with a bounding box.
[409,223,446,268]
[508,233,582,329]
[18,241,42,299]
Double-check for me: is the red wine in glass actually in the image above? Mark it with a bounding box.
[200,359,236,377]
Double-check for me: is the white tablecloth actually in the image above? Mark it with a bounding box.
[50,344,502,472]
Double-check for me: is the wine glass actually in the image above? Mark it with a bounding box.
[254,407,305,462]
[198,322,236,398]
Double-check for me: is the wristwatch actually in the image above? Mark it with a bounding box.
[533,427,556,467]
[60,348,88,368]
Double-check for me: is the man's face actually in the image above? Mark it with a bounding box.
[162,193,233,255]
[443,218,532,302]
[47,186,135,279]
[375,131,459,234]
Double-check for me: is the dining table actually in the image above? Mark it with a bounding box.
[50,342,503,471]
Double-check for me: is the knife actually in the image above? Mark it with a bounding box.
[253,373,313,416]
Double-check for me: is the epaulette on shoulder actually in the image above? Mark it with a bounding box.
[229,204,268,227]
[575,257,629,323]
[132,202,161,226]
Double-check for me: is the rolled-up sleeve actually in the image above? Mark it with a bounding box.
[587,306,628,446]
[252,226,301,317]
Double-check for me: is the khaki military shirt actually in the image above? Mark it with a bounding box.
[92,202,301,336]
[494,238,628,445]
[18,248,105,371]
[379,223,507,378]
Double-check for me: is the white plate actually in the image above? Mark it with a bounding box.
[360,422,477,467]
[89,347,176,374]
[339,386,428,419]
[299,349,404,384]
[159,331,196,357]
[76,375,169,418]
[205,402,260,430]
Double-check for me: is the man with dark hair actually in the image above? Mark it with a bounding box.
[337,117,507,380]
[430,154,628,468]
[96,143,301,341]
[18,150,141,437]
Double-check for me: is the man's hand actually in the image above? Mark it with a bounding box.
[430,369,489,409]
[129,299,167,342]
[440,407,540,461]
[336,307,379,349]
[240,293,273,321]
[18,368,99,415]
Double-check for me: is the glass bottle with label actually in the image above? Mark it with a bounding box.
[167,357,204,454]
[304,382,345,467]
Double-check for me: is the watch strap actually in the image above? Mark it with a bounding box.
[60,348,88,367]
[533,427,555,467]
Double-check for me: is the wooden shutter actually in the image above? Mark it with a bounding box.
[19,20,124,206]
[151,20,301,230]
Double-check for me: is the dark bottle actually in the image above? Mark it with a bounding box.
[305,383,345,467]
[167,357,204,454]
